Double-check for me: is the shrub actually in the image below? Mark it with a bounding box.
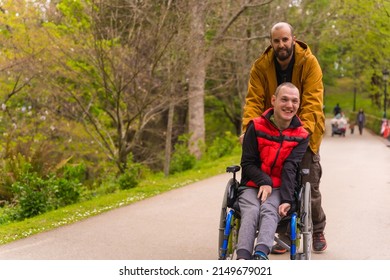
[0,203,15,225]
[206,131,239,160]
[7,162,84,220]
[169,134,196,174]
[0,153,32,202]
[117,154,144,190]
[118,169,139,190]
[11,172,50,219]
[51,177,82,208]
[0,139,77,203]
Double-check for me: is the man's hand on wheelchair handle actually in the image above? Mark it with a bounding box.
[257,185,272,203]
[239,133,245,145]
[279,203,291,217]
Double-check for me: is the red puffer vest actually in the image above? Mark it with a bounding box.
[246,108,309,188]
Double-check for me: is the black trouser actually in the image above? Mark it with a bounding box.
[300,148,326,234]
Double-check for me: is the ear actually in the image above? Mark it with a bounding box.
[271,95,276,107]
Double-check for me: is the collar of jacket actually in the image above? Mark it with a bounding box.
[261,108,303,130]
[261,40,312,68]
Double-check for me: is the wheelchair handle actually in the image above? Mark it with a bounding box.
[226,165,240,173]
[226,165,240,182]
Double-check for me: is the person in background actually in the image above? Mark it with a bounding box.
[356,108,366,135]
[333,103,341,116]
[349,120,355,134]
[240,22,327,253]
[237,82,309,260]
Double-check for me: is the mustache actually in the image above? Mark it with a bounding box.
[276,47,288,52]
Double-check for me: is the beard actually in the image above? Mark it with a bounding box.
[274,44,294,61]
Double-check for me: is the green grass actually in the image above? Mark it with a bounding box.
[0,150,241,245]
[324,77,383,118]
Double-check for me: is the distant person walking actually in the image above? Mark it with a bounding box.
[333,103,341,116]
[356,109,366,135]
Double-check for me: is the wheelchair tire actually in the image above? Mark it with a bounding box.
[218,178,239,260]
[218,180,229,258]
[302,182,313,260]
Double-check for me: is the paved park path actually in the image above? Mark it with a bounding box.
[0,120,389,260]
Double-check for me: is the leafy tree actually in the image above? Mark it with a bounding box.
[42,0,188,173]
[309,0,390,112]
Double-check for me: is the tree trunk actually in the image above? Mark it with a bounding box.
[188,0,206,159]
[164,102,174,176]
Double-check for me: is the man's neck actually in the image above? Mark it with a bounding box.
[275,119,290,130]
[270,113,290,130]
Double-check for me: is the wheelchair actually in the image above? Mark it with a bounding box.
[218,165,312,260]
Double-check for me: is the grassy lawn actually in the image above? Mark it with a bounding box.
[0,151,241,245]
[324,77,383,118]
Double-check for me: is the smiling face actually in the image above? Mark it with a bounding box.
[271,83,300,129]
[270,22,296,62]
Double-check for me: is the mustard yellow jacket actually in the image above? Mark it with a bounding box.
[242,40,325,154]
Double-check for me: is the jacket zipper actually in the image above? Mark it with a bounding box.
[270,130,284,171]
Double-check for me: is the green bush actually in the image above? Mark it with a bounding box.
[7,163,84,221]
[169,134,196,174]
[206,131,239,160]
[0,203,14,225]
[0,153,32,202]
[51,177,82,207]
[11,173,50,219]
[118,169,139,190]
[117,154,143,190]
[0,139,78,203]
[48,164,85,206]
[61,163,86,181]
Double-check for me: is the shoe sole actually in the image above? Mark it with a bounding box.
[312,245,327,253]
[271,249,287,255]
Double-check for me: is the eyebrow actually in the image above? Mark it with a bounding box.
[280,95,299,101]
[273,36,290,41]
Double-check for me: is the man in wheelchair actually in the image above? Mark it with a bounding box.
[237,82,309,260]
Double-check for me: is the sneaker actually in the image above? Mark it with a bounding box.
[313,232,327,252]
[271,244,287,254]
[253,251,269,260]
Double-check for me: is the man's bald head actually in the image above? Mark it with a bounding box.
[270,22,294,39]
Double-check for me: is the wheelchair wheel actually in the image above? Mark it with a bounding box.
[218,178,239,260]
[301,182,313,260]
[218,180,229,258]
